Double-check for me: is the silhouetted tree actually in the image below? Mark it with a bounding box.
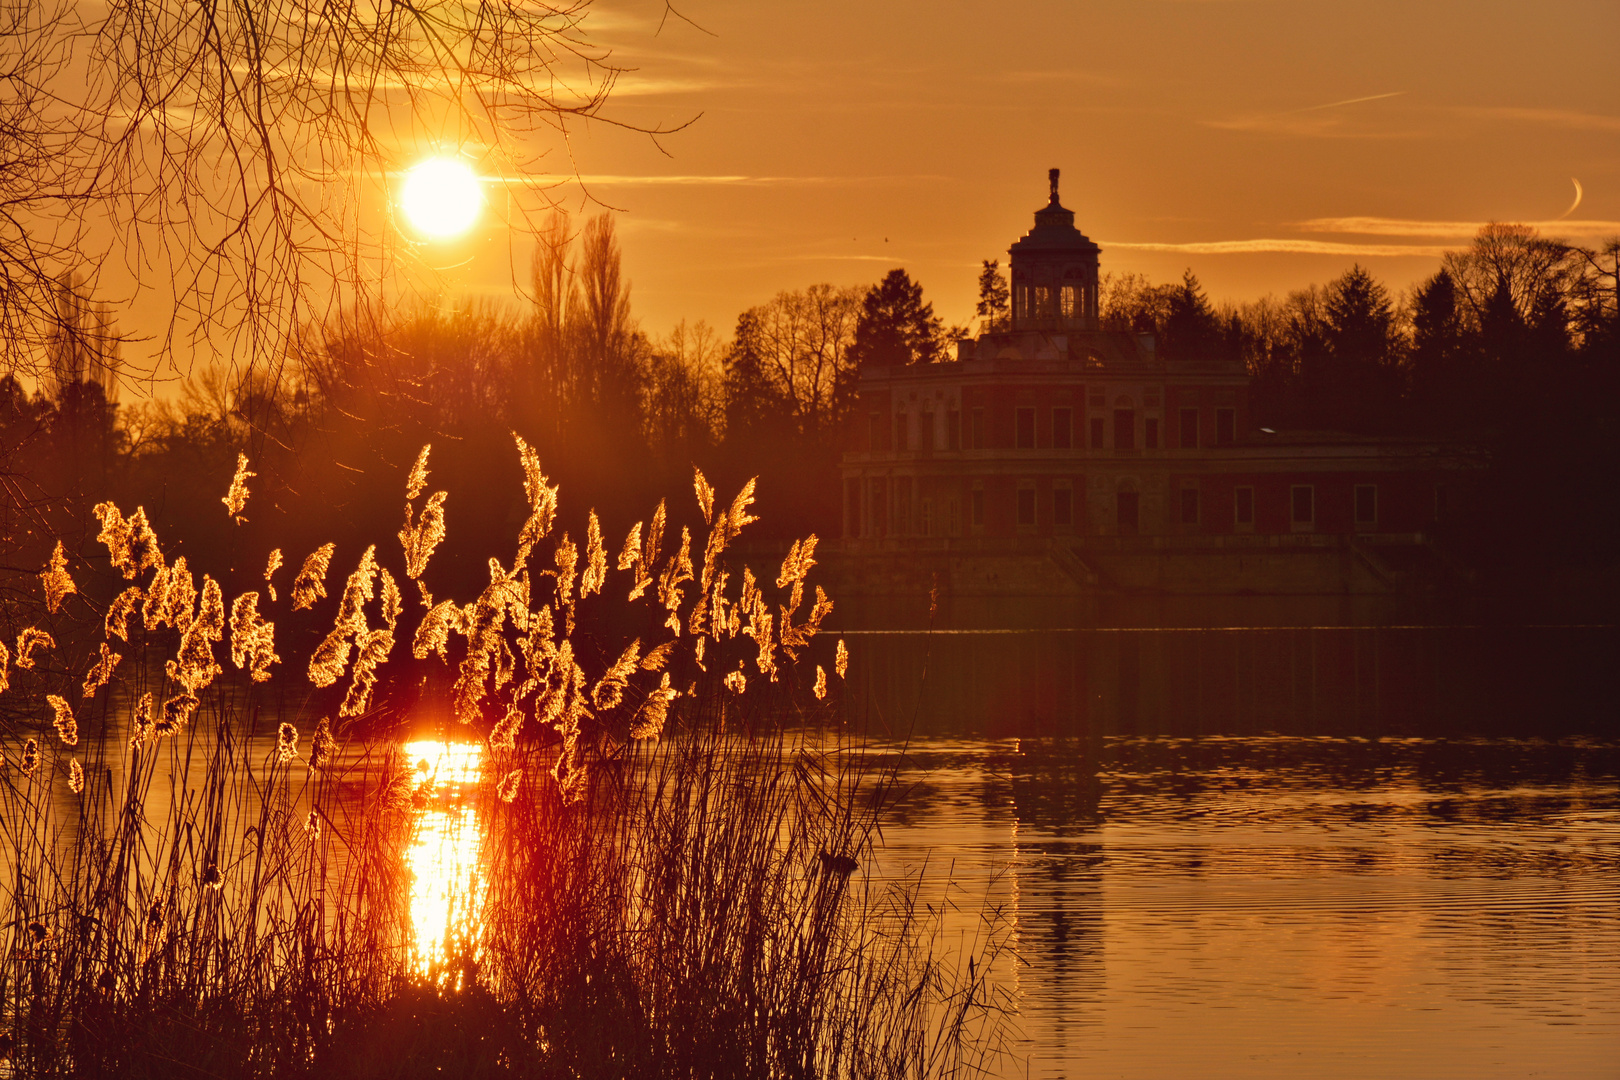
[1409,269,1467,428]
[976,260,1010,332]
[1319,265,1402,431]
[850,270,945,367]
[1159,271,1225,362]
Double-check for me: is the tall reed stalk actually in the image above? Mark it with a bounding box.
[0,441,1010,1078]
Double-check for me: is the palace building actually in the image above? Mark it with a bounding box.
[836,171,1470,627]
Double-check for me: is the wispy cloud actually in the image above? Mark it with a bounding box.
[1104,238,1452,257]
[1206,90,1416,138]
[1298,217,1620,241]
[1451,106,1620,134]
[517,173,948,188]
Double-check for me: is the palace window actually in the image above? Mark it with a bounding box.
[1033,286,1056,320]
[1179,408,1199,449]
[894,413,909,452]
[1216,408,1236,446]
[1291,485,1315,528]
[971,484,986,529]
[1145,417,1160,450]
[1016,407,1036,449]
[1017,482,1037,528]
[971,408,986,449]
[1180,487,1200,527]
[1060,285,1079,321]
[1235,486,1255,527]
[1052,407,1072,449]
[1113,409,1135,450]
[1053,482,1074,528]
[1355,484,1378,526]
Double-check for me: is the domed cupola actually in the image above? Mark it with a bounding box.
[1007,168,1101,332]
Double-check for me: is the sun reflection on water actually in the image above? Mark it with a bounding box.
[404,740,486,977]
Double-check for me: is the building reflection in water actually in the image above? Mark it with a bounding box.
[1007,742,1106,1065]
[403,740,486,977]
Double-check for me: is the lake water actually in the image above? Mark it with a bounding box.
[875,733,1620,1079]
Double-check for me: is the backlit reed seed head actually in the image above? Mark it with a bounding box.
[380,570,403,631]
[229,592,280,682]
[0,641,9,695]
[93,502,134,577]
[131,692,154,746]
[580,511,606,598]
[814,666,828,700]
[413,600,462,660]
[106,586,142,641]
[694,635,706,669]
[405,444,432,501]
[221,452,254,521]
[340,627,394,717]
[158,692,198,734]
[277,722,298,762]
[617,521,641,572]
[513,434,560,565]
[836,639,849,679]
[641,639,676,672]
[201,863,222,889]
[490,703,524,750]
[553,535,578,606]
[724,666,747,695]
[305,810,320,839]
[630,673,678,740]
[48,695,77,746]
[400,490,447,580]
[693,466,715,524]
[264,548,283,601]
[82,642,122,698]
[141,563,172,630]
[169,576,224,693]
[592,639,640,711]
[68,758,84,794]
[291,543,335,611]
[309,717,336,770]
[161,557,197,634]
[497,768,522,802]
[658,528,695,634]
[20,738,38,774]
[41,540,77,613]
[726,477,760,541]
[776,535,819,589]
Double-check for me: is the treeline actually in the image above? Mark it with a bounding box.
[0,216,964,622]
[4,219,1617,599]
[1084,224,1620,440]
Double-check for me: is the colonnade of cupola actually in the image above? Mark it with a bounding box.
[1008,168,1101,334]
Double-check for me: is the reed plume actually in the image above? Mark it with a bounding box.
[41,541,76,613]
[221,452,255,520]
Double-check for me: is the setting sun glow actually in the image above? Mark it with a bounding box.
[400,158,483,240]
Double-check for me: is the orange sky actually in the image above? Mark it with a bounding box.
[484,0,1619,337]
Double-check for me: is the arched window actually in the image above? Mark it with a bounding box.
[1060,285,1079,321]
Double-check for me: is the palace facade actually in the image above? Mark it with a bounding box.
[836,172,1470,627]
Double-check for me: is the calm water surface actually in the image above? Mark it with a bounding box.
[874,735,1620,1079]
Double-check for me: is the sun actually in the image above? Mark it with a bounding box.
[400,157,484,240]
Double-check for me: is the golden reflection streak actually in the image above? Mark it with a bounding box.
[404,740,486,978]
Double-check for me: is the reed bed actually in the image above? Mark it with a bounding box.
[0,440,1010,1078]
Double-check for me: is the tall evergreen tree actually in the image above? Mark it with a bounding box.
[850,269,945,367]
[1409,269,1466,429]
[976,260,1010,332]
[1159,270,1223,361]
